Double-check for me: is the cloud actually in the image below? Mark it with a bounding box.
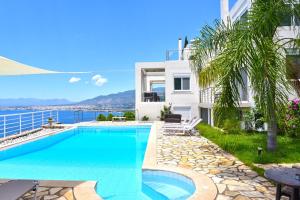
[69,77,81,83]
[92,74,107,87]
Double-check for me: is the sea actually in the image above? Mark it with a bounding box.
[0,110,124,124]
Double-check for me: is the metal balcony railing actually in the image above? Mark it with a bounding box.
[200,86,250,104]
[199,87,217,104]
[0,110,58,138]
[166,49,194,61]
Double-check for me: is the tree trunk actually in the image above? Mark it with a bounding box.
[267,111,278,151]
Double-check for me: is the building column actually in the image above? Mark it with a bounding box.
[221,0,230,24]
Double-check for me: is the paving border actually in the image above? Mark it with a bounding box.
[142,122,218,200]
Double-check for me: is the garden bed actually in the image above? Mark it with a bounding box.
[197,123,300,175]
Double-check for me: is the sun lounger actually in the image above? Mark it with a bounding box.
[164,114,182,123]
[162,118,202,136]
[0,180,39,200]
[112,117,126,122]
[162,117,196,128]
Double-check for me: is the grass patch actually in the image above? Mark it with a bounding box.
[197,123,300,175]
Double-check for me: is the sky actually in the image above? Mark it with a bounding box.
[0,0,237,102]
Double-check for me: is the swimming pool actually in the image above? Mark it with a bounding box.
[0,126,151,199]
[0,126,197,200]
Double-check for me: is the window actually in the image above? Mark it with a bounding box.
[280,3,300,26]
[174,76,190,91]
[286,49,300,79]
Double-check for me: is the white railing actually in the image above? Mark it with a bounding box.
[0,110,59,139]
[200,87,216,104]
[200,86,250,104]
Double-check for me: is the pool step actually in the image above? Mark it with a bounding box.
[142,182,169,200]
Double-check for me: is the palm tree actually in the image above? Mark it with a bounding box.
[191,0,300,151]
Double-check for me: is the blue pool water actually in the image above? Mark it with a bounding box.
[0,126,150,199]
[0,126,196,200]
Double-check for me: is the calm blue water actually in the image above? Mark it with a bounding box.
[0,110,125,138]
[0,110,124,124]
[0,126,150,200]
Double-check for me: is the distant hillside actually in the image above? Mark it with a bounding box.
[0,98,73,107]
[0,90,136,108]
[78,90,135,108]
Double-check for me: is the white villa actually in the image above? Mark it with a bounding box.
[135,39,200,121]
[135,0,300,125]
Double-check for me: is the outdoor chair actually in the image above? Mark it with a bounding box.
[164,114,182,123]
[280,165,300,200]
[162,118,202,136]
[0,180,39,200]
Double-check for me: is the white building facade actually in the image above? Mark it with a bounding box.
[135,39,200,121]
[135,0,300,123]
[198,0,300,126]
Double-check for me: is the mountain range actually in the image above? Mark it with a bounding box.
[0,90,136,108]
[78,90,135,108]
[0,98,73,107]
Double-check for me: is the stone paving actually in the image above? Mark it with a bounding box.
[157,132,278,200]
[19,186,75,200]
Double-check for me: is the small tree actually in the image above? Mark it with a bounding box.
[142,116,149,121]
[191,0,298,151]
[96,114,106,121]
[123,111,135,121]
[107,113,114,121]
[160,105,172,121]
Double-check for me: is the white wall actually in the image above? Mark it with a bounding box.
[135,60,200,121]
[165,60,200,120]
[135,62,166,121]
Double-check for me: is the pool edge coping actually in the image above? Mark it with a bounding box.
[142,121,218,200]
[0,121,217,200]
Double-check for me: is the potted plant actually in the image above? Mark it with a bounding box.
[48,117,54,127]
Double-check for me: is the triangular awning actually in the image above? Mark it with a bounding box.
[0,56,85,76]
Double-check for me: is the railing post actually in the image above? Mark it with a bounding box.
[32,113,34,130]
[56,111,59,123]
[3,116,6,138]
[20,114,22,133]
[42,111,44,125]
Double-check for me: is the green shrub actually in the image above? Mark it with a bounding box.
[123,111,135,121]
[142,116,149,121]
[222,118,241,134]
[283,99,300,137]
[107,113,114,121]
[96,114,106,121]
[160,105,172,121]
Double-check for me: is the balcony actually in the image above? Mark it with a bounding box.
[199,87,219,104]
[199,86,249,106]
[166,49,194,61]
[142,91,165,102]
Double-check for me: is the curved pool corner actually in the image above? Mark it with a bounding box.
[143,166,217,200]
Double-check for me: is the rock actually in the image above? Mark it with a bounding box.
[240,191,265,198]
[219,160,234,166]
[217,183,227,193]
[255,186,267,193]
[59,188,74,200]
[44,195,59,200]
[228,185,254,191]
[56,197,67,200]
[36,191,49,197]
[37,187,49,192]
[210,169,221,175]
[233,195,251,200]
[224,190,239,197]
[223,180,249,187]
[212,176,224,184]
[49,187,62,195]
[216,194,232,200]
